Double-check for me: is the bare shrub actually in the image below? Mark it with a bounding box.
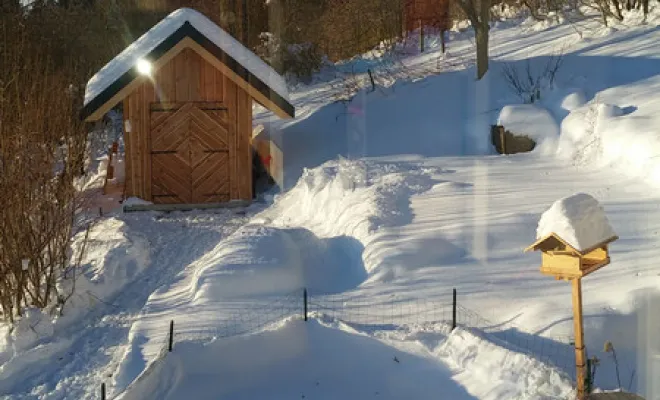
[501,50,564,103]
[0,7,90,322]
[320,0,403,61]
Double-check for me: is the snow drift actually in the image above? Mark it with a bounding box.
[0,218,150,393]
[497,104,559,155]
[116,318,574,400]
[111,159,439,392]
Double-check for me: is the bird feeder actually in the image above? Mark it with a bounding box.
[525,192,618,400]
[525,233,618,280]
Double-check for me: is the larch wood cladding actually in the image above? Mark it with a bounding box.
[123,48,252,203]
[404,0,450,33]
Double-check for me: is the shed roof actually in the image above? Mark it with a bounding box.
[81,8,294,121]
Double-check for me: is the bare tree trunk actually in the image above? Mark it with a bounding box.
[475,24,489,79]
[612,0,624,19]
[454,0,491,80]
[522,0,546,20]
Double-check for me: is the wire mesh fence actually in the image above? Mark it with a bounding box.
[105,287,580,398]
[309,291,577,378]
[308,295,454,327]
[181,289,304,340]
[455,304,577,377]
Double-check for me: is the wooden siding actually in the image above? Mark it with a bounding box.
[122,47,253,203]
[404,0,450,32]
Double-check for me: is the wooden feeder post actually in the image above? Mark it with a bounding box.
[525,232,618,400]
[572,277,586,400]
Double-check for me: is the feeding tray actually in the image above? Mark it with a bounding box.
[525,233,618,280]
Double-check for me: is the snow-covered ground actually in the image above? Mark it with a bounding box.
[0,210,250,399]
[3,5,660,400]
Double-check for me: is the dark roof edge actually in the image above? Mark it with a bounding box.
[80,21,294,121]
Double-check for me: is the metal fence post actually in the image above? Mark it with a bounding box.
[101,382,106,400]
[303,288,308,321]
[452,288,457,330]
[168,320,174,352]
[585,358,592,394]
[367,69,375,92]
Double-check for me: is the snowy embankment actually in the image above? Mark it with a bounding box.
[0,210,248,399]
[117,318,573,400]
[0,218,150,392]
[109,159,441,395]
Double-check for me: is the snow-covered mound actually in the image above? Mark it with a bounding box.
[58,218,151,324]
[559,90,588,112]
[497,104,560,154]
[85,8,289,106]
[188,224,368,299]
[110,222,366,392]
[436,327,574,399]
[557,102,624,162]
[536,193,617,251]
[263,159,439,240]
[111,159,438,392]
[116,318,574,400]
[0,218,150,393]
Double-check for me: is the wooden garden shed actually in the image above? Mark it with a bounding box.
[81,8,294,205]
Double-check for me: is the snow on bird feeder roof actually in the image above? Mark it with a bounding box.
[532,193,617,253]
[525,193,618,280]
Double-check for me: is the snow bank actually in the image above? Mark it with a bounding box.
[111,223,365,390]
[118,318,481,400]
[263,159,438,245]
[1,219,149,351]
[56,218,150,327]
[0,218,150,392]
[111,159,437,391]
[186,224,367,300]
[117,318,574,400]
[497,104,560,154]
[119,320,470,400]
[560,90,588,112]
[555,93,660,188]
[557,102,622,162]
[0,337,73,394]
[536,193,616,251]
[436,328,574,399]
[85,8,289,106]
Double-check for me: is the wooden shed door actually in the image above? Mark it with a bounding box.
[150,102,231,204]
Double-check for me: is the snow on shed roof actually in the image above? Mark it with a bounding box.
[535,193,617,252]
[82,8,292,120]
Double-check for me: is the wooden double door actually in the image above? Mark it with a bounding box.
[150,102,233,204]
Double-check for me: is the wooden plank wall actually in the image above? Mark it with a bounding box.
[122,47,253,202]
[237,87,252,200]
[404,0,450,32]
